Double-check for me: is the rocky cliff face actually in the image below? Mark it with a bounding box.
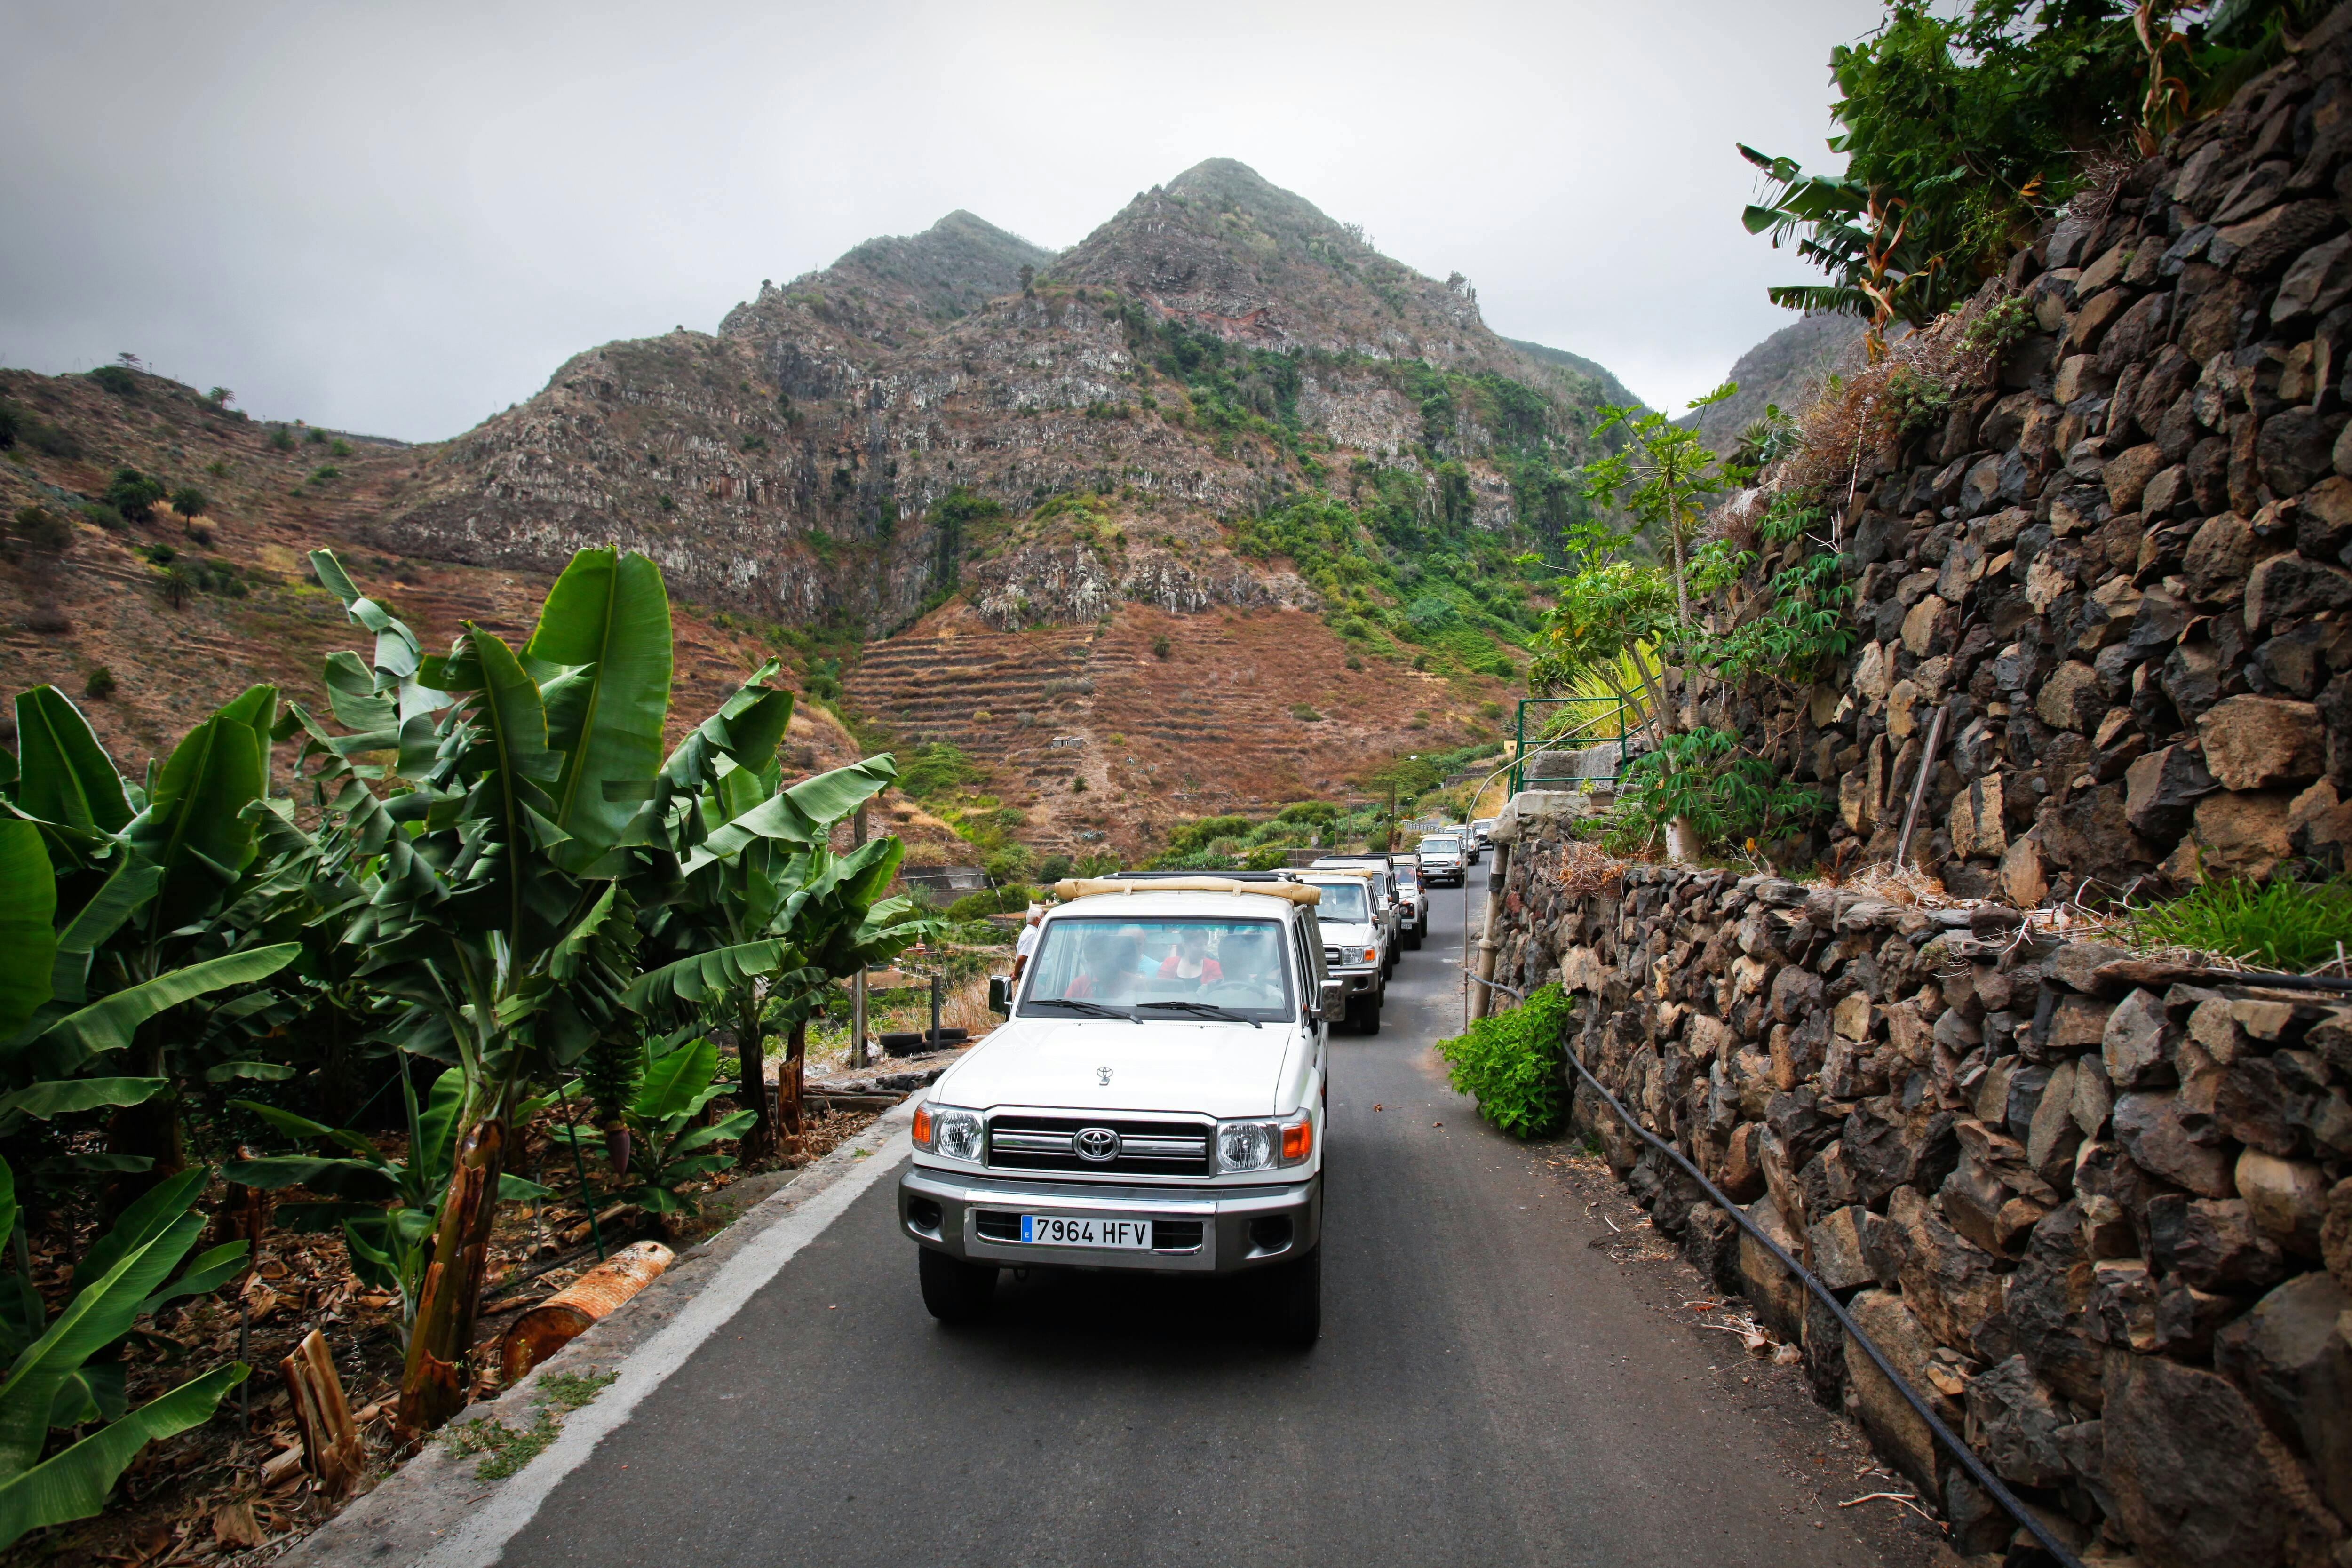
[369,159,1635,636]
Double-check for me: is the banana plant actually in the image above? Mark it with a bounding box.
[556,1036,752,1225]
[223,1070,548,1347]
[623,671,897,1160]
[291,546,808,1432]
[0,815,298,1163]
[1,685,300,1197]
[0,1155,246,1550]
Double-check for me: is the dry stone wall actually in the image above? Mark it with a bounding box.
[1483,831,2352,1566]
[1714,10,2352,900]
[1479,19,2352,1565]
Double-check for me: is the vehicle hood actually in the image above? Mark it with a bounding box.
[934,1019,1300,1120]
[1314,920,1376,947]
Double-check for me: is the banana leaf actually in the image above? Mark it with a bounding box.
[9,690,129,841]
[524,547,674,865]
[22,943,300,1083]
[680,756,898,871]
[0,824,56,1042]
[124,689,274,934]
[0,1361,245,1550]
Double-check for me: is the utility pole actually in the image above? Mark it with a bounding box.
[849,803,870,1069]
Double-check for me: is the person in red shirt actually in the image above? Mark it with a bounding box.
[1157,926,1221,986]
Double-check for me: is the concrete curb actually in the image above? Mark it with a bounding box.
[275,1100,918,1568]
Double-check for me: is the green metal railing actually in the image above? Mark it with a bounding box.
[1506,695,1636,796]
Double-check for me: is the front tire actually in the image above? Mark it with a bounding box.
[1264,1245,1322,1347]
[1358,996,1383,1036]
[918,1246,997,1324]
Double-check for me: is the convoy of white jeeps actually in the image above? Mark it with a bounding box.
[899,835,1476,1345]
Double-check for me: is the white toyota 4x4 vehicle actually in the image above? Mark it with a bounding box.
[899,876,1335,1345]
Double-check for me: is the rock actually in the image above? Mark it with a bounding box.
[1768,964,1822,1026]
[1901,593,1953,657]
[1738,1195,1807,1345]
[1843,1288,1944,1495]
[2114,1089,2236,1196]
[2126,744,2222,841]
[2199,695,2327,789]
[2220,198,2342,278]
[2185,788,2297,882]
[2104,988,2183,1089]
[2102,1353,2345,1568]
[2033,658,2106,734]
[1807,1204,1882,1293]
[2213,1271,2352,1521]
[2149,1194,2288,1291]
[2050,941,2132,994]
[2008,1202,2106,1407]
[2105,442,2169,511]
[2326,1178,2352,1291]
[1681,1202,1743,1296]
[2043,993,2111,1054]
[2273,231,2352,324]
[2098,291,2172,374]
[2237,1150,2328,1254]
[1888,1185,2012,1361]
[2073,1051,2115,1136]
[1965,1354,2073,1487]
[1720,1122,1767,1202]
[2247,551,2352,634]
[2183,511,2257,600]
[2260,407,2352,497]
[2028,1057,2084,1181]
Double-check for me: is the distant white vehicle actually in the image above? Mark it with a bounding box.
[1417,834,1466,886]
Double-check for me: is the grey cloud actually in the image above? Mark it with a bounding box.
[0,0,1876,440]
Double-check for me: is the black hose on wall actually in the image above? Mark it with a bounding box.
[1470,972,2084,1568]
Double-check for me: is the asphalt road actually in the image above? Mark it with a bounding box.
[496,866,1908,1568]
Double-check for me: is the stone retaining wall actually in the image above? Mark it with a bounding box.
[1484,818,2352,1566]
[1708,8,2352,901]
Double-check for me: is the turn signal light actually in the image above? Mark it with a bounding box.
[1361,947,1377,964]
[1282,1116,1313,1162]
[911,1104,934,1147]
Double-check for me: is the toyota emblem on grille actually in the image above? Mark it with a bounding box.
[1073,1127,1121,1162]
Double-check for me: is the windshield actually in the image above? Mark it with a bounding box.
[1393,866,1419,887]
[1019,917,1295,1022]
[1304,881,1371,922]
[1422,836,1460,853]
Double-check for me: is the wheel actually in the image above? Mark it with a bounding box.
[918,1246,997,1323]
[1358,997,1382,1036]
[1405,927,1422,951]
[1263,1245,1322,1347]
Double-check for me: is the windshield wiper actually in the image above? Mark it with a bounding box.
[1027,997,1137,1022]
[1137,1000,1260,1028]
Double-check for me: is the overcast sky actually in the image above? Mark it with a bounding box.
[0,0,1880,442]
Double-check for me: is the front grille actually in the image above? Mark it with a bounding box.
[986,1115,1212,1177]
[1323,947,1343,965]
[973,1210,1205,1252]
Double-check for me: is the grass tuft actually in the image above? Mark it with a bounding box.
[2127,877,2352,973]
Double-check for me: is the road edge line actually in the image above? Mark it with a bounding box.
[422,1114,914,1568]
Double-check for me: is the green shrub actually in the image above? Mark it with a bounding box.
[269,426,297,451]
[1162,814,1251,855]
[104,466,166,520]
[1151,634,1172,659]
[1036,854,1073,884]
[898,740,977,802]
[87,365,138,397]
[1437,982,1576,1138]
[2128,877,2352,973]
[1241,844,1291,872]
[84,666,117,700]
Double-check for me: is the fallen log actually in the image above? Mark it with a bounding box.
[498,1240,673,1384]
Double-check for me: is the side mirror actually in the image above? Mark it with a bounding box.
[988,975,1012,1016]
[1318,978,1346,1023]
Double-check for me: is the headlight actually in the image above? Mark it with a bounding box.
[916,1103,984,1162]
[1216,1114,1313,1172]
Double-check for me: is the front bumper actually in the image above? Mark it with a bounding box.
[899,1165,1321,1274]
[1329,963,1381,997]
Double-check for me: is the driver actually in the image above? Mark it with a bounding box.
[1068,927,1148,1002]
[1157,926,1222,987]
[1216,924,1283,1004]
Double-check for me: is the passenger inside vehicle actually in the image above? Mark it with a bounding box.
[1026,918,1294,1018]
